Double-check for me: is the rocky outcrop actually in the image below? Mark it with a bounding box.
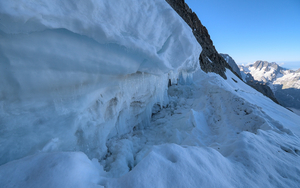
[166,0,234,79]
[220,53,242,78]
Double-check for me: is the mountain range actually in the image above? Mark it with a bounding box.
[239,61,300,110]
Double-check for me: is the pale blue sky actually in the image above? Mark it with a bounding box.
[185,0,300,69]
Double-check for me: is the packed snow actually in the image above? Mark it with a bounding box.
[1,0,300,188]
[1,68,300,188]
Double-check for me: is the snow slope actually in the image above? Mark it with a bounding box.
[1,69,300,188]
[0,0,201,165]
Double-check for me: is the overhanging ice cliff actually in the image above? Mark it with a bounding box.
[0,0,201,165]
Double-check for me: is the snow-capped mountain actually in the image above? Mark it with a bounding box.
[0,0,300,188]
[239,61,300,109]
[240,61,286,83]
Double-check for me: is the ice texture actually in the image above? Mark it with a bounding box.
[0,0,201,165]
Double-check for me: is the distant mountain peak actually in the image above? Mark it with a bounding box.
[250,61,283,72]
[239,61,300,109]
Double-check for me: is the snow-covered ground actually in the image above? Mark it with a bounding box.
[1,0,300,187]
[1,69,300,188]
[290,108,300,116]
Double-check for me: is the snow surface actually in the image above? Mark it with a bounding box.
[105,69,300,187]
[1,69,300,188]
[0,0,201,165]
[290,108,300,116]
[0,152,103,188]
[1,0,300,187]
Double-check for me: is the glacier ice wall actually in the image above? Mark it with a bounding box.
[0,0,201,164]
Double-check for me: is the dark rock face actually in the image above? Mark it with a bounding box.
[246,80,279,104]
[165,0,232,79]
[220,53,242,78]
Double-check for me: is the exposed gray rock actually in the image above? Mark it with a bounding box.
[220,53,242,78]
[166,0,236,79]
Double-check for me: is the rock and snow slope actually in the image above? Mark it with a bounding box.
[220,53,242,78]
[221,55,278,104]
[239,61,300,109]
[1,0,300,188]
[166,0,234,79]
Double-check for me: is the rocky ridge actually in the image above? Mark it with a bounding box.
[165,0,236,79]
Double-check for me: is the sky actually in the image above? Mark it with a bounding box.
[185,0,300,69]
